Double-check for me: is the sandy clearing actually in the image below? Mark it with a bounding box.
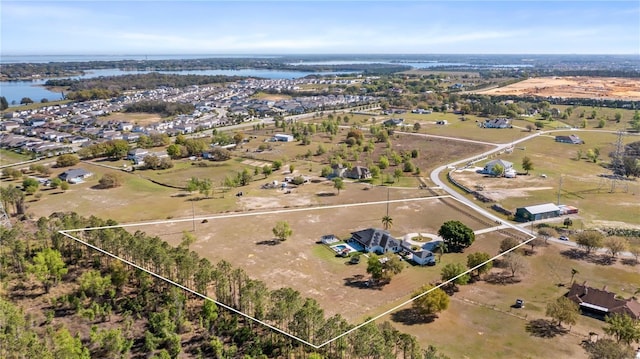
[474,76,640,101]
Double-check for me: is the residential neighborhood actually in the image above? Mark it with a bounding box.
[0,76,379,157]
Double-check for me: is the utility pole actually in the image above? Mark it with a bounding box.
[386,186,390,218]
[192,200,196,232]
[557,176,563,206]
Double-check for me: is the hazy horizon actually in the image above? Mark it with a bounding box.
[2,1,638,56]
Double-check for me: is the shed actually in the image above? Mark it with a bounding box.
[515,203,561,222]
[273,134,294,142]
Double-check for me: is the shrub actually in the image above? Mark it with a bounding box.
[98,173,123,189]
[56,154,80,167]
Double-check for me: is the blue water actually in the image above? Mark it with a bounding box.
[0,68,352,107]
[0,54,534,106]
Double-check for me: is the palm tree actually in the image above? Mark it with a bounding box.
[381,215,393,230]
[570,268,578,284]
[436,242,448,262]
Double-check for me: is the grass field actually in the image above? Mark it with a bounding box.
[0,149,32,165]
[387,242,640,359]
[15,104,640,357]
[103,195,510,324]
[451,131,640,226]
[99,112,165,126]
[251,92,292,101]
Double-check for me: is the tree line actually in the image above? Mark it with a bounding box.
[0,212,451,358]
[125,100,195,116]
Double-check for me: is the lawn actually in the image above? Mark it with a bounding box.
[0,149,32,165]
[25,164,192,223]
[406,112,531,144]
[386,242,640,359]
[99,112,165,126]
[450,131,640,226]
[105,195,506,323]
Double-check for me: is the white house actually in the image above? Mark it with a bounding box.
[482,159,514,176]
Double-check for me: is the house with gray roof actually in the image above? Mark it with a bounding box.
[350,228,402,254]
[59,168,93,183]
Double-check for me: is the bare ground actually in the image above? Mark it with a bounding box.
[474,76,640,101]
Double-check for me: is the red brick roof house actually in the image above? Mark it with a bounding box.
[565,282,640,320]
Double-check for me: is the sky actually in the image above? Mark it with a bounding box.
[1,1,639,55]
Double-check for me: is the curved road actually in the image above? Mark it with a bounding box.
[428,128,638,248]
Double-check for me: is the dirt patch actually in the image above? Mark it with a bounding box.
[481,187,554,202]
[474,76,640,101]
[238,193,313,209]
[451,169,554,202]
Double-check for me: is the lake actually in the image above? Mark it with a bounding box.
[0,68,352,107]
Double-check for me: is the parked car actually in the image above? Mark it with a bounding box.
[514,299,525,308]
[559,236,569,241]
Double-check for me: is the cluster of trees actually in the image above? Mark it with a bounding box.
[77,139,130,159]
[142,155,173,170]
[0,96,9,110]
[56,154,80,167]
[98,173,123,189]
[46,73,247,92]
[125,100,195,116]
[65,88,120,102]
[0,212,452,358]
[610,140,640,178]
[186,177,213,198]
[574,231,637,260]
[543,296,640,358]
[0,185,26,215]
[166,135,209,159]
[2,167,24,180]
[366,254,404,285]
[29,163,51,176]
[136,133,171,148]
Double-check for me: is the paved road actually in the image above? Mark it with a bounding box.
[427,127,630,222]
[428,128,639,256]
[429,131,542,227]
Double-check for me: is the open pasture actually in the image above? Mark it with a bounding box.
[451,131,640,226]
[124,195,512,322]
[391,242,640,359]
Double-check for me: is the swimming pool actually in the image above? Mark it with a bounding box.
[330,243,357,254]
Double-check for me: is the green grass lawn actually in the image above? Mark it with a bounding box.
[407,112,530,144]
[0,149,32,165]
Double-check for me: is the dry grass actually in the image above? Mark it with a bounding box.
[450,131,640,226]
[99,112,164,126]
[386,243,640,359]
[110,195,502,323]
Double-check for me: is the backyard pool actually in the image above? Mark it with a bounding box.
[330,243,357,254]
